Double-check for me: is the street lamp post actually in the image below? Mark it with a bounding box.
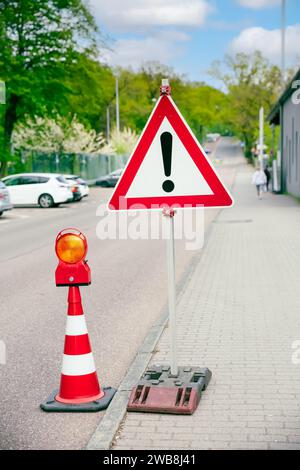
[281,0,286,84]
[0,81,6,173]
[106,105,110,143]
[259,107,264,171]
[115,74,120,135]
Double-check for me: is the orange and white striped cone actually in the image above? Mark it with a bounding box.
[41,286,116,412]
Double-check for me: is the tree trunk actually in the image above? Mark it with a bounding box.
[0,94,19,177]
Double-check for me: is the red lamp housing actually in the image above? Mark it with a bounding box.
[55,229,91,287]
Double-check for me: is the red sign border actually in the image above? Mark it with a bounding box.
[108,95,233,210]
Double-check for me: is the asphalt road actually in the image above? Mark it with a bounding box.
[0,137,240,449]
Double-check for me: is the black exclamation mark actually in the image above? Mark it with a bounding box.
[160,132,175,193]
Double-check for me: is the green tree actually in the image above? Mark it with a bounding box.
[0,0,98,175]
[65,56,115,133]
[110,62,183,133]
[115,61,229,141]
[210,51,282,158]
[172,82,230,141]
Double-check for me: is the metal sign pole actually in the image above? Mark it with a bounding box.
[126,79,216,414]
[165,210,178,377]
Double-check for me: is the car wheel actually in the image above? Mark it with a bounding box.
[38,193,54,208]
[0,211,3,217]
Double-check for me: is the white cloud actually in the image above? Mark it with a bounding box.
[230,24,300,64]
[88,0,212,31]
[237,0,280,8]
[102,31,190,69]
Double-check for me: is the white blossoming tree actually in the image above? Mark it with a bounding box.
[13,116,106,154]
[13,117,64,153]
[107,127,138,155]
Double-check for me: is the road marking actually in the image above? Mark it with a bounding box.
[0,200,95,225]
[0,213,30,224]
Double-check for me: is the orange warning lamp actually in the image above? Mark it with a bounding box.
[56,233,87,264]
[55,229,91,286]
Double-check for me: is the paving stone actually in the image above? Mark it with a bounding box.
[112,155,300,451]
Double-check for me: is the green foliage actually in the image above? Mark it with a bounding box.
[115,62,229,142]
[173,83,231,140]
[64,59,231,143]
[210,51,282,158]
[0,0,98,175]
[65,56,115,131]
[0,2,285,178]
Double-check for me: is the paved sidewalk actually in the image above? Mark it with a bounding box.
[112,158,300,450]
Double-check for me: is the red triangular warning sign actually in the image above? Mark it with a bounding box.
[108,94,233,210]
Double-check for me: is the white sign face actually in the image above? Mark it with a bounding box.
[108,94,233,211]
[126,117,213,199]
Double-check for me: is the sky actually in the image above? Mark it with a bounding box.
[87,0,300,86]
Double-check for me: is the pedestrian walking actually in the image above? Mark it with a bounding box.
[252,168,267,199]
[264,166,271,191]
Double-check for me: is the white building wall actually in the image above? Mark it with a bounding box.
[283,95,300,197]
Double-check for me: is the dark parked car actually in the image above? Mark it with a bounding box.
[68,182,82,202]
[95,169,123,188]
[64,174,89,198]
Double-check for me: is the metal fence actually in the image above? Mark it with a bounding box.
[9,151,129,183]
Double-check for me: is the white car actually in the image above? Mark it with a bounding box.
[64,174,89,198]
[206,133,220,143]
[0,181,13,216]
[2,173,73,208]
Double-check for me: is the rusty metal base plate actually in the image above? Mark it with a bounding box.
[127,365,211,415]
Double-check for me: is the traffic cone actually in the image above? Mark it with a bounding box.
[41,286,116,412]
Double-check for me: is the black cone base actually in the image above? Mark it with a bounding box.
[40,386,116,412]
